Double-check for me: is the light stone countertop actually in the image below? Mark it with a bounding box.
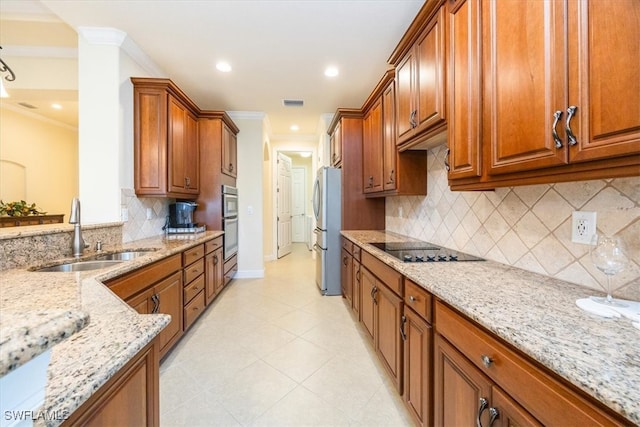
[342,230,640,425]
[0,230,223,427]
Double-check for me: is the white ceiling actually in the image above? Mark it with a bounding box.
[1,0,424,138]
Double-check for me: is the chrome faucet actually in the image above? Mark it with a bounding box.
[69,197,87,257]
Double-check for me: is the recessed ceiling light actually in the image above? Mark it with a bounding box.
[324,66,339,77]
[51,103,62,110]
[290,125,299,132]
[300,152,311,158]
[216,61,232,72]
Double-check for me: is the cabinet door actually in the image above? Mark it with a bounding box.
[154,271,183,355]
[341,248,353,305]
[382,82,398,191]
[484,0,568,175]
[492,386,542,427]
[434,334,493,427]
[359,267,376,343]
[222,123,237,178]
[415,6,446,133]
[183,111,199,194]
[330,122,342,167]
[403,308,432,427]
[567,0,640,163]
[127,288,154,315]
[134,86,168,195]
[205,247,223,304]
[396,51,415,144]
[168,95,188,193]
[363,98,384,193]
[446,0,482,180]
[352,258,361,318]
[376,283,403,392]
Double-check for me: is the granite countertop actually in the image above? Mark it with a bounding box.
[0,230,223,427]
[342,230,640,425]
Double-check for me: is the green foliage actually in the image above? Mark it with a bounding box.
[0,200,47,217]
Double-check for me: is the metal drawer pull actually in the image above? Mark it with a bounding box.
[444,148,450,172]
[410,110,417,128]
[488,407,500,426]
[476,397,488,427]
[400,315,407,341]
[565,105,578,146]
[552,110,563,148]
[481,354,493,368]
[343,256,348,266]
[409,295,417,303]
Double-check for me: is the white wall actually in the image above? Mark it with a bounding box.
[231,112,266,278]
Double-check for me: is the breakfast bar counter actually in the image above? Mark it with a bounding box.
[342,230,640,425]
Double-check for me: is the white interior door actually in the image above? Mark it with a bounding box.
[291,167,306,242]
[277,153,293,258]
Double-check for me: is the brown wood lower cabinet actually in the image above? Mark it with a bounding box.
[434,300,627,426]
[359,254,404,393]
[341,246,353,307]
[402,279,433,427]
[205,244,224,304]
[107,254,183,359]
[63,339,159,427]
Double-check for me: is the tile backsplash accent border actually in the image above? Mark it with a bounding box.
[386,144,640,299]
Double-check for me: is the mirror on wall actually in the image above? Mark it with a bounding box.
[0,8,79,226]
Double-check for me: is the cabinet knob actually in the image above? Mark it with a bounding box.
[409,295,417,303]
[481,354,493,368]
[229,163,234,172]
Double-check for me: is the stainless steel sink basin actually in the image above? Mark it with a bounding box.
[93,250,156,261]
[34,260,124,272]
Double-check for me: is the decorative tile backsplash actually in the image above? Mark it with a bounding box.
[121,189,170,243]
[386,144,640,299]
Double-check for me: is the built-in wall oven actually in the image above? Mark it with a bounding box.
[222,185,238,260]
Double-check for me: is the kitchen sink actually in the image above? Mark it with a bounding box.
[34,260,124,272]
[93,250,156,261]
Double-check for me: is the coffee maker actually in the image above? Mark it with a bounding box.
[169,201,198,228]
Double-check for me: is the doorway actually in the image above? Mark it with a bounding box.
[277,152,292,258]
[274,150,314,260]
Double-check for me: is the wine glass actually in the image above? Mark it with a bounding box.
[590,234,628,307]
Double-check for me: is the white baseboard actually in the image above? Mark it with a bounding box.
[234,269,265,279]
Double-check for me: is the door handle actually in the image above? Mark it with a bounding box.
[552,110,563,148]
[565,105,578,146]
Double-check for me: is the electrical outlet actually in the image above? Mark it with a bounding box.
[571,211,596,244]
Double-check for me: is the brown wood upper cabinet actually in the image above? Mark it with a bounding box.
[392,3,447,150]
[447,0,640,190]
[221,122,238,178]
[361,72,428,197]
[132,78,200,199]
[330,121,342,167]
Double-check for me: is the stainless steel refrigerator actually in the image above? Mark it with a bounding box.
[312,166,342,295]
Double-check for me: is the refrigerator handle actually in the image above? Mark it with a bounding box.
[312,177,320,220]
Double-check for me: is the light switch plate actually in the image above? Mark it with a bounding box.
[571,211,596,244]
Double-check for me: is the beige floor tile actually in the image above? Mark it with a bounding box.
[261,337,333,383]
[162,390,241,427]
[251,385,351,427]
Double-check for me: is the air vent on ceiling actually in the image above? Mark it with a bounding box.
[18,102,38,109]
[282,99,304,107]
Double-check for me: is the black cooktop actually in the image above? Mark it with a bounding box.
[370,242,484,263]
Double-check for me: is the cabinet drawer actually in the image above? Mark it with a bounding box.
[404,279,432,323]
[362,251,402,296]
[342,237,353,254]
[106,254,181,301]
[183,244,204,266]
[205,237,223,254]
[353,245,362,261]
[435,301,623,425]
[184,290,205,330]
[184,274,205,303]
[184,258,204,284]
